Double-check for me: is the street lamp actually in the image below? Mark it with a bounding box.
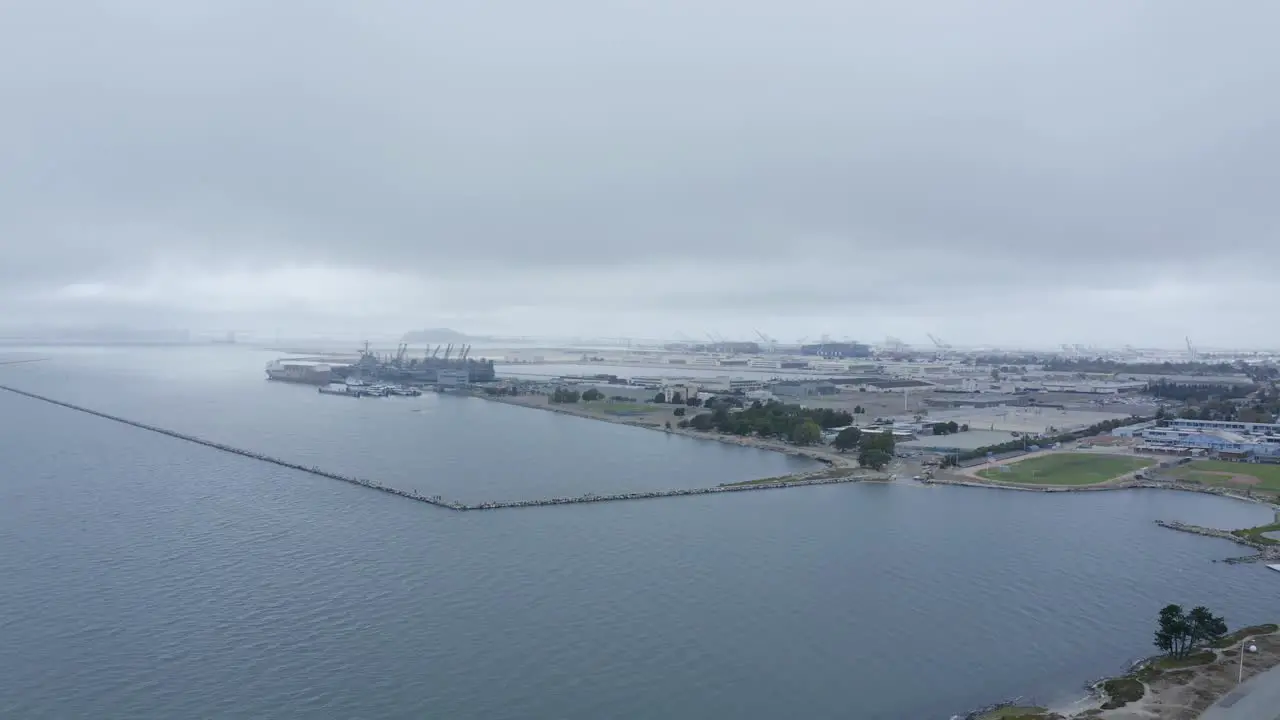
[1238,638,1259,684]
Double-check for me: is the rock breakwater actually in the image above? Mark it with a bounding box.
[1154,519,1280,564]
[0,384,864,512]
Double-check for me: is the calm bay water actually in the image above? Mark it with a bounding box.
[1,346,1278,719]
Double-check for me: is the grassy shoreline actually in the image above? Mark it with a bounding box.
[972,624,1280,720]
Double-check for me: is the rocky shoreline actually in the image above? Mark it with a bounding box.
[1154,519,1280,564]
[928,473,1278,507]
[962,626,1280,720]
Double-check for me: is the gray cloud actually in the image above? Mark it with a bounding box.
[2,0,1278,346]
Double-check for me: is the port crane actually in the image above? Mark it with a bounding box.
[926,333,952,350]
[754,329,778,352]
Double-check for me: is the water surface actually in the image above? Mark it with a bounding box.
[1,347,1277,719]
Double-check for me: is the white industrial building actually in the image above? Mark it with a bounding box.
[1165,418,1280,435]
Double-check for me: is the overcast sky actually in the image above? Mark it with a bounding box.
[2,1,1277,348]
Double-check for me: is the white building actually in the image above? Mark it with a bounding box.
[1166,418,1280,435]
[437,369,470,386]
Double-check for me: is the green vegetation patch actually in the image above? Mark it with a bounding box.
[1152,650,1216,670]
[976,453,1153,486]
[1182,460,1280,491]
[587,401,662,416]
[977,707,1054,720]
[1211,624,1279,648]
[1099,677,1145,709]
[1231,521,1280,546]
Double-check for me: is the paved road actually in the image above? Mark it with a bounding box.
[1199,659,1280,719]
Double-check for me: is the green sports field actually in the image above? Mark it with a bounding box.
[1173,460,1280,492]
[977,453,1154,486]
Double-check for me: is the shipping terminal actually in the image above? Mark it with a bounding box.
[266,342,496,395]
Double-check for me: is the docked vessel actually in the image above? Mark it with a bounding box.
[266,359,333,385]
[318,384,363,397]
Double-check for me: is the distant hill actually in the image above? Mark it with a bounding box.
[401,328,474,343]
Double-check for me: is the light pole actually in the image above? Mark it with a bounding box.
[1238,637,1258,684]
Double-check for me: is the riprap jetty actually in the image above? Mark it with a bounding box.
[0,384,861,512]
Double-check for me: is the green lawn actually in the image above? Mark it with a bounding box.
[977,453,1153,486]
[1178,460,1280,491]
[1232,521,1280,546]
[584,401,663,416]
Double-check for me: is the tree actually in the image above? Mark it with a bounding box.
[960,423,969,432]
[686,396,702,407]
[932,422,951,436]
[790,420,823,446]
[859,429,896,455]
[946,421,959,434]
[581,388,604,401]
[670,391,683,404]
[550,388,581,404]
[1187,606,1228,647]
[833,427,862,452]
[1154,605,1227,658]
[853,405,865,414]
[673,407,686,417]
[858,448,892,470]
[1154,604,1190,658]
[991,368,1001,381]
[653,391,666,403]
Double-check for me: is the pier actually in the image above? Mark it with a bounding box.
[0,383,863,512]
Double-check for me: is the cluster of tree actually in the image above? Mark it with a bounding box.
[1157,389,1274,422]
[1157,398,1276,424]
[672,407,686,417]
[549,388,581,404]
[581,388,605,401]
[677,401,852,445]
[1146,380,1255,402]
[830,427,897,470]
[857,430,896,469]
[1154,604,1227,659]
[939,416,1149,466]
[931,421,961,435]
[483,385,524,396]
[1043,358,1239,375]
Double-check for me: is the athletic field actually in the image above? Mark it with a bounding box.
[976,453,1154,486]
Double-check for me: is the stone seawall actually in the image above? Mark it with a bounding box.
[0,384,865,512]
[1154,519,1280,564]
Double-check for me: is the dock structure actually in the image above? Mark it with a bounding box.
[0,384,862,512]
